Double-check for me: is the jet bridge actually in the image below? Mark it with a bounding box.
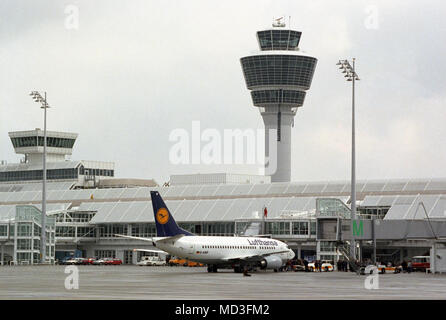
[315,198,446,269]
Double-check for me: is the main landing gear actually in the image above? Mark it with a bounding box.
[234,266,243,273]
[207,265,218,273]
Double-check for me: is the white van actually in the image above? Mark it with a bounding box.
[136,256,166,266]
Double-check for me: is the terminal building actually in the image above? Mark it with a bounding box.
[1,128,446,267]
[1,23,445,270]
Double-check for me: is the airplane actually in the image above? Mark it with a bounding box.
[116,191,295,273]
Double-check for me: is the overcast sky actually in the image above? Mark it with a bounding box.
[1,0,445,185]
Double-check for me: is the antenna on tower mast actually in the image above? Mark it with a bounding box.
[272,17,286,28]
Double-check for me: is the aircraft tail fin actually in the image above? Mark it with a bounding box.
[150,191,193,237]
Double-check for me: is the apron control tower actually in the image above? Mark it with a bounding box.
[240,18,317,182]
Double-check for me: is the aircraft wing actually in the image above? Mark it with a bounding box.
[114,234,153,242]
[133,248,167,254]
[114,233,185,244]
[155,234,185,244]
[225,250,291,262]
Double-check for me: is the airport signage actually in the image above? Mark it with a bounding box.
[352,220,364,237]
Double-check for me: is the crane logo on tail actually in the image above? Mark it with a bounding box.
[156,208,169,224]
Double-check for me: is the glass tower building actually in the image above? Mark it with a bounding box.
[241,26,317,182]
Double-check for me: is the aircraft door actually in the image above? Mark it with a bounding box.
[187,244,194,254]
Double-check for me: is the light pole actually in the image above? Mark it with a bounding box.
[336,59,360,261]
[29,91,50,264]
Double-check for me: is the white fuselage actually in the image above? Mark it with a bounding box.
[154,236,295,266]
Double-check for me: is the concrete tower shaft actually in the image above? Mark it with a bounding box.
[240,27,317,182]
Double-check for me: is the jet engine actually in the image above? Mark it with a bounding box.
[260,255,283,270]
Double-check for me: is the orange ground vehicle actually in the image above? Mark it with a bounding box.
[168,257,204,267]
[184,260,204,267]
[168,257,187,266]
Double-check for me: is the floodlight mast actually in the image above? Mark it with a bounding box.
[29,90,50,264]
[336,59,360,261]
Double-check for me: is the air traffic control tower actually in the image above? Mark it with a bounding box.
[240,21,317,182]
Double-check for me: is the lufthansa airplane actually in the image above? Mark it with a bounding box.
[116,191,295,273]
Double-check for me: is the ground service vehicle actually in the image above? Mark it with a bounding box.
[363,264,401,274]
[169,257,187,266]
[412,256,430,271]
[308,261,333,272]
[137,256,166,266]
[184,260,204,267]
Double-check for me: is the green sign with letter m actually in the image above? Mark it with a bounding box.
[352,220,364,237]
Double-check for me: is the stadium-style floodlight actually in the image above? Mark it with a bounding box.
[337,59,360,261]
[29,91,50,264]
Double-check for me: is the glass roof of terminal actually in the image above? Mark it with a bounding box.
[384,195,446,220]
[1,178,446,205]
[87,196,344,224]
[2,178,446,223]
[0,203,69,222]
[0,181,75,193]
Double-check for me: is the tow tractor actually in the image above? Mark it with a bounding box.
[307,260,334,272]
[362,264,402,274]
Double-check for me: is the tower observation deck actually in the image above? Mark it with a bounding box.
[240,23,317,182]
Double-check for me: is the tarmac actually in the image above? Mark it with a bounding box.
[0,265,445,299]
